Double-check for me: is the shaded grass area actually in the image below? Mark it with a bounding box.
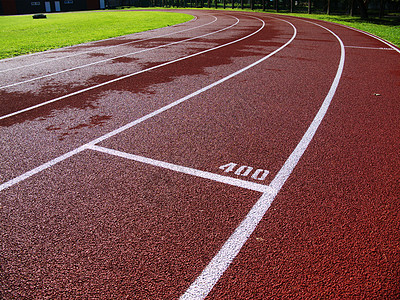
[281,13,400,47]
[223,7,399,47]
[0,10,193,59]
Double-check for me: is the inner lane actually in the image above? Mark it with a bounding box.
[0,13,263,120]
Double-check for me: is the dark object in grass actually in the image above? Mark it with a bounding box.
[33,14,47,19]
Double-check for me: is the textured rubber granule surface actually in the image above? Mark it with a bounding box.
[0,10,399,299]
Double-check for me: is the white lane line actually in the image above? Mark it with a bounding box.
[0,145,89,192]
[285,14,399,55]
[0,14,205,70]
[89,145,275,194]
[0,14,259,121]
[0,16,235,89]
[339,24,400,54]
[0,15,292,193]
[271,20,344,191]
[345,45,393,50]
[180,18,344,300]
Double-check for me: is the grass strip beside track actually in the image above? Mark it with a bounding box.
[282,13,400,47]
[0,11,193,59]
[238,10,399,47]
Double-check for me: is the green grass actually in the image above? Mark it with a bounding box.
[281,13,400,47]
[1,8,397,60]
[0,11,193,59]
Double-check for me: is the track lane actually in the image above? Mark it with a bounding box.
[181,18,344,299]
[0,14,260,120]
[203,15,400,299]
[0,149,263,299]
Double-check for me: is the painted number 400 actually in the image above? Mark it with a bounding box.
[219,163,269,181]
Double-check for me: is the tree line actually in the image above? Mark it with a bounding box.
[113,0,400,19]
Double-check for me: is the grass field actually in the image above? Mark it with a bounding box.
[0,11,193,59]
[0,8,398,60]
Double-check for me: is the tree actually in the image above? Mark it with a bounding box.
[379,0,385,18]
[355,0,369,18]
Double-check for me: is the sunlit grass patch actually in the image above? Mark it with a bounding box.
[0,10,193,59]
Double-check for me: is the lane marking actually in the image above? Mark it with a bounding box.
[345,45,393,50]
[89,145,274,194]
[0,15,294,193]
[285,14,399,54]
[0,15,262,121]
[0,146,88,192]
[271,20,344,191]
[0,16,236,89]
[341,25,400,54]
[0,14,204,70]
[219,162,270,180]
[180,18,344,300]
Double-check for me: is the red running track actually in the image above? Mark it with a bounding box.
[0,10,399,299]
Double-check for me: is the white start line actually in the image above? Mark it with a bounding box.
[89,145,274,194]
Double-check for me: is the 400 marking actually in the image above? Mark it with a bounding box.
[219,163,269,181]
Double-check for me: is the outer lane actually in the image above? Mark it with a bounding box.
[0,12,238,117]
[204,16,400,299]
[0,10,399,299]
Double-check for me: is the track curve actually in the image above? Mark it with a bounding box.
[0,10,399,299]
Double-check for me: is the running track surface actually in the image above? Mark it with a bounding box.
[0,10,399,299]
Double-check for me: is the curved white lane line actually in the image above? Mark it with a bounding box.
[0,15,219,74]
[0,16,227,89]
[339,24,400,54]
[0,15,250,120]
[0,14,201,67]
[0,15,267,193]
[180,18,345,300]
[271,20,345,190]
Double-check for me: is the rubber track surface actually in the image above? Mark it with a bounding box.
[0,10,399,299]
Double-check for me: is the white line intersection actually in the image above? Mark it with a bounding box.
[89,144,276,194]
